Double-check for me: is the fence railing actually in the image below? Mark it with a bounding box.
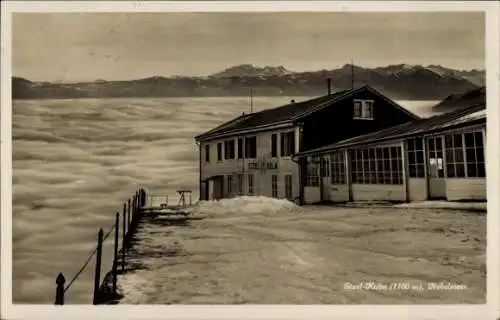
[54,188,147,305]
[146,190,192,209]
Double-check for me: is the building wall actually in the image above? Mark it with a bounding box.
[445,178,486,201]
[329,184,350,202]
[352,184,406,201]
[300,88,418,151]
[304,187,321,204]
[322,177,332,201]
[200,125,301,201]
[408,178,428,201]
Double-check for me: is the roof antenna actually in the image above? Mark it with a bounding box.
[351,59,355,90]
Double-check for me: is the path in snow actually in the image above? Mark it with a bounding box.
[117,197,486,304]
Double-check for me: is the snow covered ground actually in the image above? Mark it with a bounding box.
[117,197,486,304]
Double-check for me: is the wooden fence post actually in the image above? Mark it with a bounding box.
[127,198,131,231]
[135,194,138,223]
[122,203,126,272]
[137,190,141,210]
[131,196,135,227]
[135,192,138,217]
[93,229,104,305]
[139,188,145,207]
[137,190,142,219]
[113,212,119,295]
[132,195,136,225]
[134,192,138,215]
[55,273,66,305]
[125,201,128,235]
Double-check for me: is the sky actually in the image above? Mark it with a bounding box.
[12,12,485,82]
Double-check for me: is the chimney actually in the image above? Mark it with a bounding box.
[327,78,332,95]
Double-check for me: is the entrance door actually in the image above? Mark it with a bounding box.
[201,181,209,201]
[208,176,224,200]
[427,136,446,199]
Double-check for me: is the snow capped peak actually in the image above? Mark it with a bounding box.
[211,64,291,77]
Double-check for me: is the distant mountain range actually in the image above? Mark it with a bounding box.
[432,86,486,112]
[12,63,485,101]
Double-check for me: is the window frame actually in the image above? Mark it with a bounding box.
[407,137,425,178]
[227,175,233,194]
[353,99,375,120]
[224,139,235,160]
[271,134,278,158]
[204,144,210,162]
[217,143,223,162]
[305,158,320,187]
[248,174,254,195]
[245,136,257,159]
[330,150,346,185]
[445,130,485,179]
[271,174,278,198]
[351,146,403,185]
[237,138,244,159]
[280,131,296,157]
[237,174,244,194]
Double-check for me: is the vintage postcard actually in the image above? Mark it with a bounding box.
[1,1,499,320]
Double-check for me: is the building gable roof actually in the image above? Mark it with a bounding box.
[292,85,420,121]
[194,91,349,141]
[294,103,486,157]
[195,85,420,141]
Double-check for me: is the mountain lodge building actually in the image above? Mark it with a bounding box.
[194,84,421,203]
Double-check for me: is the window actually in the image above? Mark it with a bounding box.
[271,175,278,198]
[285,175,293,199]
[248,174,254,195]
[351,146,403,184]
[237,174,244,194]
[330,151,346,184]
[224,139,235,160]
[280,131,295,157]
[204,144,210,162]
[407,137,425,178]
[353,101,362,118]
[237,138,244,159]
[227,175,233,195]
[445,131,485,178]
[245,136,257,159]
[353,99,374,120]
[305,158,320,187]
[445,133,466,178]
[271,134,278,158]
[217,143,222,161]
[320,157,330,177]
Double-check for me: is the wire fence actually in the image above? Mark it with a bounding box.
[54,188,147,305]
[63,223,116,294]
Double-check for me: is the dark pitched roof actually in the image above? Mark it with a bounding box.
[195,85,420,141]
[294,103,486,157]
[195,90,349,141]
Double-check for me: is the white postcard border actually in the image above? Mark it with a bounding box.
[1,1,499,320]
